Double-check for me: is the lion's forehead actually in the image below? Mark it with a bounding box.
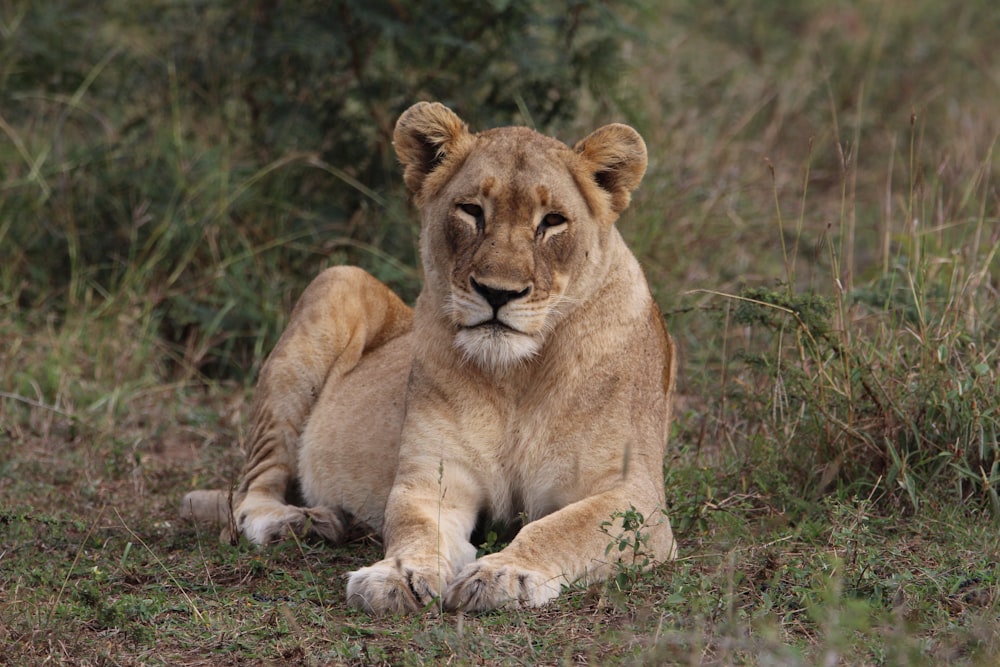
[476,125,569,154]
[456,141,588,213]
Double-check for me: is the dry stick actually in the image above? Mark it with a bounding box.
[764,158,792,291]
[0,112,50,198]
[792,136,815,284]
[193,523,219,600]
[968,136,998,334]
[846,80,866,298]
[842,81,866,415]
[286,523,329,613]
[716,298,730,446]
[970,137,996,267]
[0,391,76,419]
[883,134,897,277]
[822,79,856,421]
[49,505,108,625]
[907,111,922,274]
[685,289,846,396]
[277,530,321,665]
[765,156,791,428]
[824,77,846,297]
[114,508,206,624]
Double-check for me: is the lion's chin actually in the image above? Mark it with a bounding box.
[454,325,540,370]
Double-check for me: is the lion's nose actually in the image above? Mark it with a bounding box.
[470,277,530,310]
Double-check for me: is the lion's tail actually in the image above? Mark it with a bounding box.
[179,489,237,541]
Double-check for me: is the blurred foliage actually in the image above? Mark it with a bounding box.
[0,0,636,378]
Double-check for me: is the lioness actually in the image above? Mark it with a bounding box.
[182,101,677,613]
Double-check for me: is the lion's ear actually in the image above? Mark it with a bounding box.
[394,102,473,195]
[573,124,648,214]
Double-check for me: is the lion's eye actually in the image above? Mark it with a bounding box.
[459,203,483,218]
[537,213,567,239]
[457,203,485,231]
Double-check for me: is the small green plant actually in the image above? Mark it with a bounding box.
[476,527,509,559]
[600,505,658,592]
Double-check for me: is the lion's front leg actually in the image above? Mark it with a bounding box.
[346,466,481,614]
[444,486,676,612]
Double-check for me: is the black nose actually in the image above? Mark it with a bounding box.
[470,278,530,310]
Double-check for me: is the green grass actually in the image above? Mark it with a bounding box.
[2,1,999,664]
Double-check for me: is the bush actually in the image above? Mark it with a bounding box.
[0,0,638,379]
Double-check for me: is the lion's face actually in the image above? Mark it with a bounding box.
[434,129,598,368]
[394,103,647,370]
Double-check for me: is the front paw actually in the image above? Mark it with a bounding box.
[443,554,563,612]
[346,558,448,615]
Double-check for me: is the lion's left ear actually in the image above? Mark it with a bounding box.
[573,124,648,213]
[394,102,474,196]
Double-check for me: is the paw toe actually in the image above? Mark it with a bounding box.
[445,560,561,612]
[238,504,341,545]
[302,507,344,542]
[346,560,443,615]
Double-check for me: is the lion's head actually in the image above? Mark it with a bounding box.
[394,102,647,370]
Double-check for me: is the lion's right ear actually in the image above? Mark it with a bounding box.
[394,102,474,195]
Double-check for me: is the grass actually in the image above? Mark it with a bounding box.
[3,1,1000,664]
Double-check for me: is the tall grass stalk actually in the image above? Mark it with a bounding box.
[702,99,1000,513]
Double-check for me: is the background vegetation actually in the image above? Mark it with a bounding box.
[2,0,998,664]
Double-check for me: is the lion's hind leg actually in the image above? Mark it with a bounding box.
[226,266,413,545]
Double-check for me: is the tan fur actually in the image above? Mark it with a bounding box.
[181,102,677,613]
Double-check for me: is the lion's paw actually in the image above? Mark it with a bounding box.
[346,559,446,615]
[238,502,343,545]
[443,555,562,612]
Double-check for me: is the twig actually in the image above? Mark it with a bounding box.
[49,505,107,624]
[0,391,76,419]
[114,508,206,624]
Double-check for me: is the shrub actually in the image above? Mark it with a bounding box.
[716,158,1000,513]
[0,0,638,379]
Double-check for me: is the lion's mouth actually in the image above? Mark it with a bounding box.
[465,318,518,334]
[454,316,541,368]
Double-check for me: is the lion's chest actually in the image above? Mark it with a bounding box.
[454,356,634,523]
[480,398,616,523]
[487,421,569,522]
